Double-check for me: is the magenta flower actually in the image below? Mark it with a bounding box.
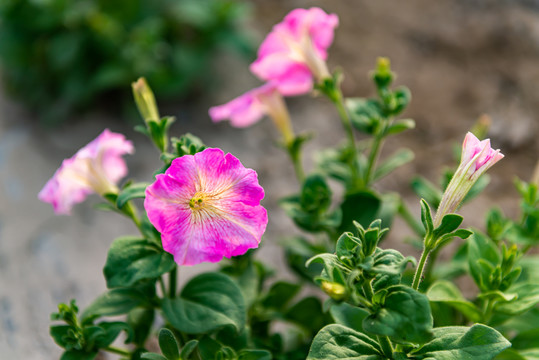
[209,83,294,144]
[39,129,134,215]
[250,7,339,96]
[434,132,504,226]
[144,148,268,266]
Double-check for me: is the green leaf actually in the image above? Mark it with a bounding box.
[262,282,301,311]
[339,191,382,234]
[373,148,414,181]
[386,119,415,135]
[180,340,199,360]
[432,214,463,240]
[197,336,223,360]
[495,283,539,315]
[300,174,332,214]
[94,321,132,348]
[104,237,175,288]
[128,308,155,346]
[370,248,415,278]
[412,177,442,208]
[426,280,481,322]
[161,272,246,334]
[159,328,180,360]
[363,285,433,344]
[285,296,327,333]
[330,302,370,332]
[307,324,383,359]
[468,232,501,291]
[82,288,149,321]
[346,98,383,135]
[410,324,510,359]
[420,199,434,238]
[116,182,150,208]
[60,350,98,360]
[336,232,361,261]
[511,329,539,350]
[237,350,272,360]
[284,236,328,281]
[141,353,169,360]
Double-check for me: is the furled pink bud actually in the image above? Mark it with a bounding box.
[209,83,294,144]
[250,7,339,96]
[39,129,134,215]
[144,148,268,266]
[434,132,504,226]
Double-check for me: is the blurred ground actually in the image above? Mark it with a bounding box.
[1,0,538,358]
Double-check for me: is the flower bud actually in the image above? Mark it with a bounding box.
[321,281,347,300]
[434,132,503,226]
[132,77,160,123]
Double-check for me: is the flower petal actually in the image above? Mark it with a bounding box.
[144,148,267,266]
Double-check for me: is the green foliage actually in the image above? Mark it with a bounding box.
[0,0,252,124]
[426,280,482,322]
[307,324,383,360]
[280,174,341,233]
[50,300,132,358]
[161,272,246,334]
[363,285,433,344]
[409,324,510,359]
[104,236,175,288]
[82,286,153,321]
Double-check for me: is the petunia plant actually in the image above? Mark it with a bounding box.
[41,6,539,360]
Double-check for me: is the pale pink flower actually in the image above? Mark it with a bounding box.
[209,83,294,144]
[144,148,267,266]
[250,7,339,96]
[39,129,134,215]
[434,132,504,226]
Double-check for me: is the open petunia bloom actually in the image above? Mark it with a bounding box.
[209,83,294,144]
[434,132,504,226]
[39,129,134,215]
[144,148,268,266]
[250,7,339,96]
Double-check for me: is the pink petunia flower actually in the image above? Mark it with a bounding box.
[250,7,339,96]
[209,83,294,144]
[39,129,134,215]
[434,132,504,226]
[144,148,268,266]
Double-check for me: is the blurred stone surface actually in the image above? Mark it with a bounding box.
[1,0,538,358]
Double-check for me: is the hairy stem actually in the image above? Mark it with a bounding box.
[412,248,430,290]
[169,266,178,298]
[103,346,131,356]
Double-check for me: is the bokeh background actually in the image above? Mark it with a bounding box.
[0,0,537,358]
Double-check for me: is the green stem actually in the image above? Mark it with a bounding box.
[397,200,425,237]
[422,247,441,284]
[158,276,167,297]
[328,87,362,189]
[169,265,178,298]
[377,336,394,359]
[124,201,142,230]
[412,248,430,290]
[482,298,496,324]
[287,143,305,184]
[103,346,131,356]
[364,133,384,186]
[363,279,375,301]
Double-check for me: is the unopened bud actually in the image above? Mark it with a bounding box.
[132,77,160,123]
[321,281,347,300]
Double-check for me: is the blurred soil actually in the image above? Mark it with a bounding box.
[0,0,537,358]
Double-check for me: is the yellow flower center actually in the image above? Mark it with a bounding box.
[189,192,207,210]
